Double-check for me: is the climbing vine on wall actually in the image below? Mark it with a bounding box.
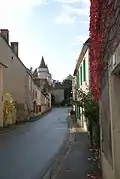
[89,0,120,101]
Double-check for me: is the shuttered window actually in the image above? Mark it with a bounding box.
[80,66,82,85]
[83,59,86,81]
[77,71,79,88]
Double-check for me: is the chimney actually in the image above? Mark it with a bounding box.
[0,29,9,43]
[11,42,18,56]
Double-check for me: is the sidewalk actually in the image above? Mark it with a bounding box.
[54,127,92,179]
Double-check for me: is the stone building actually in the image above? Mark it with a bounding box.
[0,29,49,126]
[89,1,120,179]
[33,56,52,109]
[0,29,31,123]
[0,62,8,127]
[52,82,64,104]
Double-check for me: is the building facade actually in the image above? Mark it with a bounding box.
[52,82,64,104]
[99,43,120,179]
[27,69,50,117]
[33,57,52,109]
[89,1,120,179]
[0,29,31,123]
[0,29,50,127]
[0,62,8,127]
[73,38,90,130]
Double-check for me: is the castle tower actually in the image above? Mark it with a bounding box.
[38,56,48,80]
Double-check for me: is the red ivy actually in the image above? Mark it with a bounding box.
[89,0,116,101]
[89,0,102,101]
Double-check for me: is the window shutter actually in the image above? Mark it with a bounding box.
[83,59,86,81]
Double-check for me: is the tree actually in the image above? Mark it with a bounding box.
[62,79,72,105]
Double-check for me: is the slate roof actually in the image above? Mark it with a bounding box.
[39,56,46,68]
[53,82,64,89]
[33,68,38,78]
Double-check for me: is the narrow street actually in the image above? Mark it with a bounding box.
[0,108,69,179]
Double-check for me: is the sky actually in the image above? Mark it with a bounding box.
[0,0,90,81]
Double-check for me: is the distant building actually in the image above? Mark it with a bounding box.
[37,56,52,85]
[52,82,64,104]
[33,56,52,108]
[66,74,73,81]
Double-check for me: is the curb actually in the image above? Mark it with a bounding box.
[40,117,75,179]
[0,126,17,135]
[29,108,52,122]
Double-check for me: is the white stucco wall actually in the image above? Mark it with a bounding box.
[38,67,48,79]
[79,48,89,91]
[38,67,52,85]
[77,48,89,131]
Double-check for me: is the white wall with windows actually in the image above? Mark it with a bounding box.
[77,49,90,131]
[79,49,89,91]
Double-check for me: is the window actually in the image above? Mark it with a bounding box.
[35,91,37,98]
[83,59,86,81]
[39,105,41,112]
[29,76,31,90]
[77,71,79,88]
[112,53,116,65]
[101,81,113,166]
[33,101,36,113]
[33,90,34,98]
[80,66,82,85]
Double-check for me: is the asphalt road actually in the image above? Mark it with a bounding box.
[0,108,69,179]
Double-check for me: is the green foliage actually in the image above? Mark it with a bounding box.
[77,90,99,121]
[75,89,100,149]
[62,79,72,104]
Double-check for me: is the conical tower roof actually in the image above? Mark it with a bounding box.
[39,56,46,68]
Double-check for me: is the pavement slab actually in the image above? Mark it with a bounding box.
[56,130,91,179]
